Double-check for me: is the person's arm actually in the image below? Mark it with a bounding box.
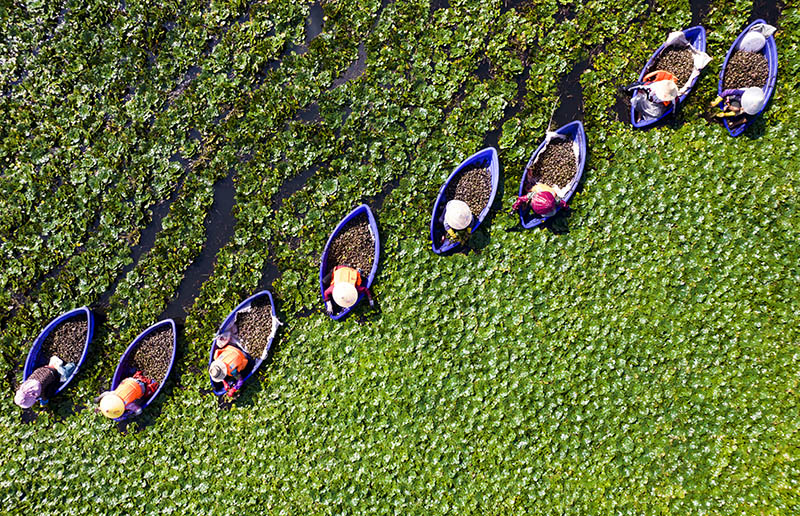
[356,285,374,306]
[512,195,529,211]
[323,283,335,300]
[441,224,453,243]
[445,227,469,245]
[621,81,645,92]
[713,89,745,110]
[720,88,745,98]
[323,271,334,314]
[145,379,160,397]
[442,220,454,235]
[716,97,737,115]
[642,71,658,83]
[323,284,335,316]
[223,379,242,397]
[126,402,142,415]
[216,333,231,348]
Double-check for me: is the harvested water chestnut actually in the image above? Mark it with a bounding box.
[722,51,769,90]
[326,213,375,275]
[126,328,174,383]
[445,167,492,216]
[647,47,695,85]
[41,317,88,365]
[235,297,274,359]
[527,140,576,190]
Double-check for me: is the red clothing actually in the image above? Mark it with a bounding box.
[323,265,369,301]
[132,371,159,396]
[643,70,677,84]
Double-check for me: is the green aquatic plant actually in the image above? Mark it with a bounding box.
[0,0,798,513]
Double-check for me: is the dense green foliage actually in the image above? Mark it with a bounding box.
[1,0,798,513]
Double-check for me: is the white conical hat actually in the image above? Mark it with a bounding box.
[209,360,227,382]
[333,282,358,308]
[741,87,766,115]
[650,80,679,102]
[445,200,472,230]
[99,394,125,419]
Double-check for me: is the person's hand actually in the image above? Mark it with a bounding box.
[134,408,142,416]
[325,301,333,315]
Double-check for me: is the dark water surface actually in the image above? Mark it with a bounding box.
[161,171,237,321]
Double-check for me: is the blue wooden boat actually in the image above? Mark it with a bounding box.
[430,147,500,254]
[23,306,94,404]
[517,121,587,229]
[208,290,280,395]
[110,319,176,421]
[631,26,707,128]
[718,19,778,137]
[319,204,380,321]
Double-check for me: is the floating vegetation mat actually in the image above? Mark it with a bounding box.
[236,297,273,359]
[3,0,798,512]
[40,317,87,365]
[125,328,173,383]
[527,140,576,190]
[647,46,694,85]
[722,51,769,90]
[325,213,375,275]
[445,167,492,216]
